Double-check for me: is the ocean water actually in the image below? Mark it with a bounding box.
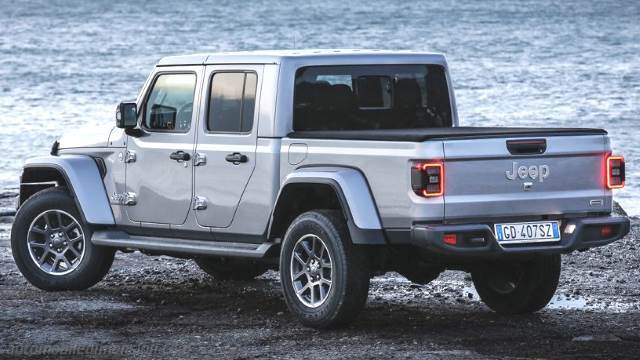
[1,0,638,215]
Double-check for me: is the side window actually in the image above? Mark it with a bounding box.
[144,73,196,132]
[208,72,257,133]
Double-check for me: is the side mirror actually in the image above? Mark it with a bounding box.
[116,102,138,129]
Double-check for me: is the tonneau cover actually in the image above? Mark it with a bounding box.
[288,127,607,142]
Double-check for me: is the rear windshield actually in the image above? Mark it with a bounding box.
[293,65,452,131]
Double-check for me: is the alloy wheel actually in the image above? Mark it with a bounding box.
[290,234,333,308]
[27,209,85,275]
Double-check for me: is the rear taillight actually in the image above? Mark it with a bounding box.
[411,161,444,197]
[443,233,457,245]
[606,155,625,189]
[600,225,613,238]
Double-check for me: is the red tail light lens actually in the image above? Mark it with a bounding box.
[606,155,625,189]
[411,161,444,197]
[443,233,457,245]
[600,225,613,238]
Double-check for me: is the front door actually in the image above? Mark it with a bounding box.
[193,65,263,228]
[125,67,203,225]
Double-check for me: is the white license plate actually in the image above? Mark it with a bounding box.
[494,221,560,243]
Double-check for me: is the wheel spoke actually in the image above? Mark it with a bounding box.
[301,241,313,257]
[38,250,50,265]
[63,222,77,233]
[30,225,46,235]
[320,278,332,286]
[56,212,64,228]
[29,241,46,248]
[319,283,327,300]
[296,283,310,295]
[293,252,306,266]
[51,256,61,271]
[44,213,53,230]
[67,245,81,258]
[310,284,316,304]
[292,269,306,280]
[60,256,72,270]
[68,235,83,244]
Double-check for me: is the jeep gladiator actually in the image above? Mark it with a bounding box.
[11,50,630,328]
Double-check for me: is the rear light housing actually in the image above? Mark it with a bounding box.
[606,155,625,189]
[443,233,457,245]
[411,161,444,197]
[600,225,613,238]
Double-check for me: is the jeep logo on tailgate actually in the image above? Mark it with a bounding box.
[506,162,550,182]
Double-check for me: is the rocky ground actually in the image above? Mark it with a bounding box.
[0,189,638,359]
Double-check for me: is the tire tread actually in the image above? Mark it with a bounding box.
[280,209,370,328]
[11,187,114,291]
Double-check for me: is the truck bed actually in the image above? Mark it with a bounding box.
[288,127,607,142]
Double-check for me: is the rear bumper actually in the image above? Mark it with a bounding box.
[387,215,630,257]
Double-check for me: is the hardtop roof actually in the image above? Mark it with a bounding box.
[157,49,447,66]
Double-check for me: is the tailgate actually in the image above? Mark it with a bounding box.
[443,135,609,221]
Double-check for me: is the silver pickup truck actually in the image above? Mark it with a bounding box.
[11,50,630,328]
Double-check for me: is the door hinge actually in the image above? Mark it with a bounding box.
[124,192,137,206]
[124,150,137,163]
[194,153,207,166]
[193,196,208,210]
[112,192,137,205]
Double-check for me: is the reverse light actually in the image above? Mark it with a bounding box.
[606,155,625,189]
[411,161,444,197]
[564,223,576,235]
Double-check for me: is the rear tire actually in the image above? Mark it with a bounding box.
[194,257,269,281]
[471,254,561,314]
[280,210,370,329]
[11,187,115,291]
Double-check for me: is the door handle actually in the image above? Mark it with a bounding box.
[506,139,547,155]
[169,151,191,162]
[225,152,248,164]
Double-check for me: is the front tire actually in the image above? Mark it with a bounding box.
[280,210,370,329]
[11,187,115,291]
[471,254,561,314]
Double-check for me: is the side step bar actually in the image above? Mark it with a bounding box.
[91,230,274,258]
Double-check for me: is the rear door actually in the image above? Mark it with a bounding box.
[193,65,263,228]
[443,135,608,221]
